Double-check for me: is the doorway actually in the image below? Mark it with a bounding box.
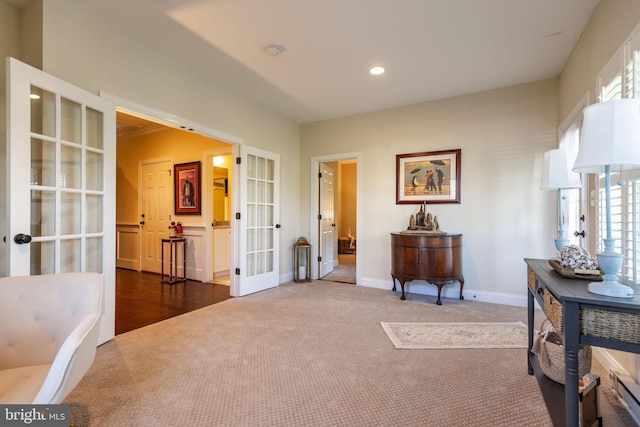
[311,153,362,284]
[114,110,235,332]
[115,112,234,280]
[210,151,232,286]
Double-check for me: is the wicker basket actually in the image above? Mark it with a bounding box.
[543,289,564,332]
[580,307,640,345]
[527,267,536,293]
[532,319,592,384]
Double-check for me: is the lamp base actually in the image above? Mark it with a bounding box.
[589,246,634,298]
[554,238,569,251]
[588,280,634,298]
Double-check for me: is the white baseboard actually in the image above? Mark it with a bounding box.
[358,277,541,308]
[593,348,640,425]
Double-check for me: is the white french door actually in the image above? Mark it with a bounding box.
[6,58,116,344]
[319,163,335,277]
[233,146,280,296]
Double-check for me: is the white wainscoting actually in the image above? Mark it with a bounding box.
[116,224,207,282]
[182,226,206,282]
[116,224,140,270]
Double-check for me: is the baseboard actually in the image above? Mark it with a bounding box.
[595,348,640,425]
[358,277,541,308]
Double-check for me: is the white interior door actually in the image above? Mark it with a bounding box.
[140,160,173,273]
[233,146,280,296]
[319,163,335,277]
[6,57,116,344]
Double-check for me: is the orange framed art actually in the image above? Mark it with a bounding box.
[174,161,201,215]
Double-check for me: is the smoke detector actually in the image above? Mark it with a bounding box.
[265,44,286,56]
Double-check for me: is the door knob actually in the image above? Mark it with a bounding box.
[140,221,145,226]
[13,234,32,244]
[574,230,585,237]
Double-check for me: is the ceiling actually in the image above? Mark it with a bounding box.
[11,0,600,124]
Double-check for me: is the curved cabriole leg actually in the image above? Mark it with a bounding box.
[400,282,406,300]
[391,275,397,292]
[459,277,465,300]
[436,284,444,305]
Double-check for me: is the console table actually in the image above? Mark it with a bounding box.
[161,237,187,284]
[525,258,640,426]
[390,232,464,304]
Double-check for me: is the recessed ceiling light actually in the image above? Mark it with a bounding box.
[369,66,385,75]
[265,44,286,56]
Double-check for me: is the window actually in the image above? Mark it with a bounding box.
[592,25,640,283]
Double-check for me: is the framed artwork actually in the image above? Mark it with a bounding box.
[174,161,201,215]
[396,149,461,204]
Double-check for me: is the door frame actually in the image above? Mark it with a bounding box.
[310,152,362,283]
[101,92,243,290]
[204,147,233,283]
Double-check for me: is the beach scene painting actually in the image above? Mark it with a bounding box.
[396,149,461,204]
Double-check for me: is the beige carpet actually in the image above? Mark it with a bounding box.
[321,254,356,284]
[381,321,528,349]
[64,280,559,426]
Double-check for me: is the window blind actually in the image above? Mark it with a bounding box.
[593,28,640,282]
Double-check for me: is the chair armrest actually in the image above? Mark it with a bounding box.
[32,312,101,404]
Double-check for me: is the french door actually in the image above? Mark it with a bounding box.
[6,58,116,344]
[233,146,280,296]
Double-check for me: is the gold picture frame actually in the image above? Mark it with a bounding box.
[396,149,461,204]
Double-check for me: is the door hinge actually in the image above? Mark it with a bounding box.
[318,172,322,178]
[235,268,240,275]
[318,214,322,220]
[236,212,241,220]
[317,256,322,262]
[236,157,241,164]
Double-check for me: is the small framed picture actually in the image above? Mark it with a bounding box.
[174,161,201,215]
[396,149,461,204]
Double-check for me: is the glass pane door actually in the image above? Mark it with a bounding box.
[235,146,280,296]
[29,89,106,274]
[8,57,116,344]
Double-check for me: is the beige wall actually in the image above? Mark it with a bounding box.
[117,128,230,226]
[559,0,640,121]
[339,162,357,239]
[302,79,559,301]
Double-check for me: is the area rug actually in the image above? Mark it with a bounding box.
[380,321,528,349]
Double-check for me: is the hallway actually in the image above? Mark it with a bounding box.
[321,253,356,284]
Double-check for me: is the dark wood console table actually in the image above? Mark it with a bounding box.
[525,258,640,426]
[390,232,464,304]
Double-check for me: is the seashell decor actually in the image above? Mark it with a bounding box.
[558,245,599,270]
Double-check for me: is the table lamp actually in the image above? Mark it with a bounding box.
[540,149,582,250]
[573,98,640,298]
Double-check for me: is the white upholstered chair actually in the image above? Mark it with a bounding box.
[0,272,103,404]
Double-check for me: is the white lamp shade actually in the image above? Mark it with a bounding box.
[573,99,640,173]
[541,149,582,189]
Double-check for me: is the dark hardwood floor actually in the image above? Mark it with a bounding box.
[116,268,232,335]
